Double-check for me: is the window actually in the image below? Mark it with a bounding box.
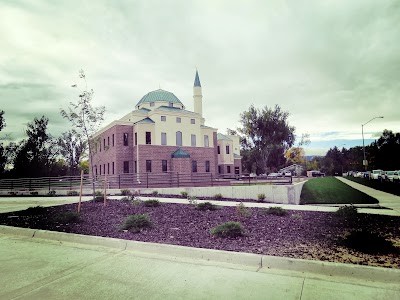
[112,162,115,174]
[192,160,197,173]
[150,102,155,107]
[176,131,182,146]
[123,133,128,146]
[100,165,102,175]
[146,132,151,144]
[205,161,210,172]
[103,164,105,174]
[161,116,166,121]
[176,117,181,123]
[95,165,98,176]
[134,132,137,145]
[190,119,195,124]
[204,135,209,147]
[226,145,230,154]
[134,161,137,173]
[100,142,101,152]
[218,166,222,174]
[146,160,152,172]
[227,166,231,173]
[162,160,167,172]
[235,167,240,174]
[161,132,167,145]
[191,134,196,147]
[107,163,110,174]
[112,134,114,147]
[107,137,110,146]
[103,138,106,148]
[169,102,173,107]
[217,146,220,154]
[123,161,129,173]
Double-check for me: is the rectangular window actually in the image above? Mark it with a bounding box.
[100,165,102,175]
[95,165,97,176]
[190,119,195,124]
[217,146,220,154]
[146,132,151,144]
[205,161,210,172]
[169,102,173,107]
[112,162,115,174]
[134,132,137,145]
[161,116,166,121]
[226,145,230,154]
[176,117,181,123]
[176,131,182,146]
[112,134,115,146]
[123,133,128,146]
[235,167,240,174]
[218,166,222,174]
[161,132,167,145]
[99,142,101,152]
[134,161,137,173]
[191,134,196,147]
[192,160,197,173]
[146,160,152,172]
[204,135,209,147]
[103,138,106,148]
[150,102,155,107]
[107,163,110,174]
[227,166,231,173]
[123,161,129,173]
[162,160,167,172]
[107,137,110,146]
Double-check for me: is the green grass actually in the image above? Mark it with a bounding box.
[345,177,400,196]
[300,177,378,205]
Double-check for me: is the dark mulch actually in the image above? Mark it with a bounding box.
[1,199,399,268]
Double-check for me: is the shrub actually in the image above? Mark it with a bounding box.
[143,199,161,207]
[214,193,223,200]
[54,211,80,223]
[120,189,132,196]
[187,196,197,205]
[120,196,131,202]
[94,190,104,202]
[67,190,79,196]
[30,191,39,196]
[8,191,18,196]
[180,191,188,198]
[260,207,288,216]
[257,193,266,202]
[236,202,251,217]
[152,190,159,196]
[119,214,152,233]
[336,205,358,219]
[291,213,303,220]
[23,206,46,216]
[340,230,398,254]
[197,202,219,211]
[47,190,56,197]
[211,222,245,238]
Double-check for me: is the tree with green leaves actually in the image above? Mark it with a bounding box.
[237,104,295,174]
[60,70,105,195]
[0,111,7,177]
[58,130,87,176]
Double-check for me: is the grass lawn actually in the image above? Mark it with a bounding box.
[344,177,400,196]
[300,177,378,205]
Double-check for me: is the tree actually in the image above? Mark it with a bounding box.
[60,70,105,195]
[237,104,295,174]
[0,111,6,177]
[58,130,87,176]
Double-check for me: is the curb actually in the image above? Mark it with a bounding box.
[1,225,399,283]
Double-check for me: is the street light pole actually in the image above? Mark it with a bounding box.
[362,116,384,171]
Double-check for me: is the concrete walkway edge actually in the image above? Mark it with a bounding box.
[1,225,399,283]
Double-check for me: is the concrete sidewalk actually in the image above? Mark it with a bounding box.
[336,177,400,214]
[1,228,399,300]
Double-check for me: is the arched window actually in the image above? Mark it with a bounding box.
[176,131,182,146]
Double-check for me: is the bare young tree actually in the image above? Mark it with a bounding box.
[60,70,105,196]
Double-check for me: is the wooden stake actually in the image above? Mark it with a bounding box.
[104,174,107,207]
[78,170,84,213]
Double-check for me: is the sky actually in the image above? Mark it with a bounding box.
[1,0,399,156]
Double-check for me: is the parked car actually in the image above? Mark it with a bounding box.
[311,171,325,177]
[268,173,279,177]
[393,171,400,183]
[370,169,384,180]
[382,171,395,182]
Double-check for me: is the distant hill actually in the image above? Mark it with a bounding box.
[305,155,323,161]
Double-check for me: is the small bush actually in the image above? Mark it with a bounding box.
[54,211,80,223]
[67,190,79,196]
[143,199,161,207]
[257,193,266,202]
[187,196,197,205]
[30,191,39,196]
[336,205,358,219]
[180,191,188,198]
[47,190,56,197]
[211,222,245,238]
[291,213,303,220]
[152,190,159,196]
[119,214,152,233]
[214,193,223,200]
[120,189,132,196]
[120,196,131,201]
[94,190,104,202]
[340,230,398,254]
[23,206,46,216]
[236,202,251,217]
[197,202,219,211]
[8,191,18,196]
[260,207,288,216]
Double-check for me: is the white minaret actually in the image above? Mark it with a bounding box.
[193,69,202,117]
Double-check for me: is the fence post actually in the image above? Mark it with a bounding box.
[118,175,121,189]
[146,173,149,188]
[177,172,179,187]
[48,178,51,191]
[11,180,13,190]
[29,179,31,190]
[211,173,213,186]
[69,177,72,190]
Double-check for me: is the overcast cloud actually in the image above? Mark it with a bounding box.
[1,0,399,155]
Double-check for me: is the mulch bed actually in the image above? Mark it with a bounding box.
[1,199,399,268]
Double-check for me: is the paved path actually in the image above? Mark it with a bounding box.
[336,177,400,214]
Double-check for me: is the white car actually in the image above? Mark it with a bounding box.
[268,173,279,177]
[370,170,383,180]
[284,171,292,177]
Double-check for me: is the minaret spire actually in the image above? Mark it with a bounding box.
[194,69,201,87]
[193,69,203,117]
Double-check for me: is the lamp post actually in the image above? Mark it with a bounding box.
[362,116,384,171]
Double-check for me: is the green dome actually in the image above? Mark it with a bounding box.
[136,89,183,108]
